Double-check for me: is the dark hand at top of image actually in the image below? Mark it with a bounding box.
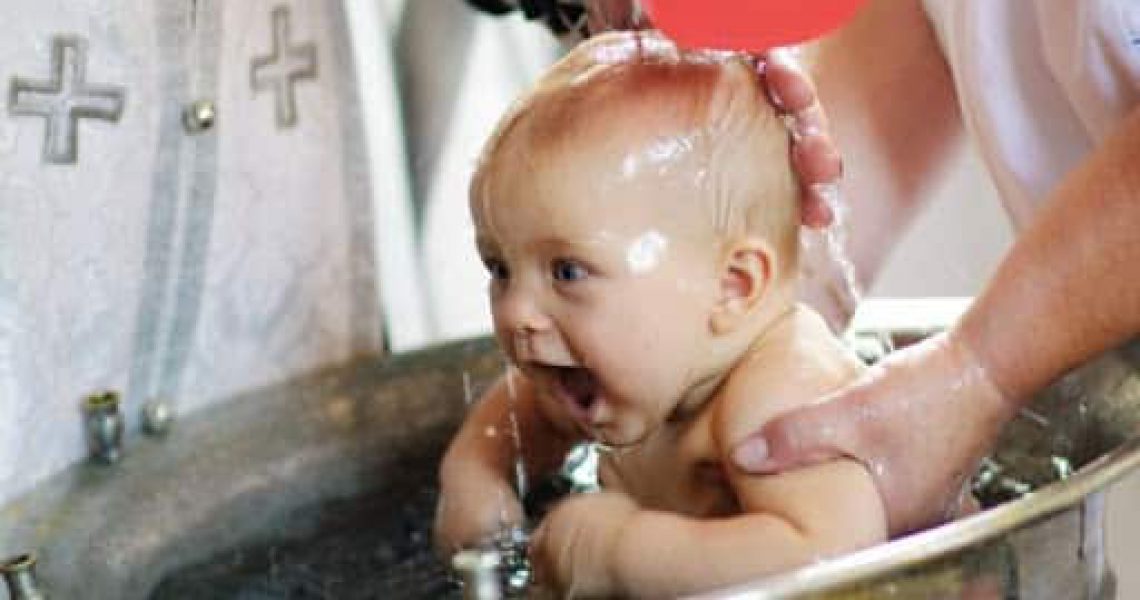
[757,49,843,229]
[462,0,648,38]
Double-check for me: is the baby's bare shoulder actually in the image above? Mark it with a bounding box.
[713,305,863,446]
[779,305,864,385]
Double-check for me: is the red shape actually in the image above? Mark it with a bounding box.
[641,0,868,52]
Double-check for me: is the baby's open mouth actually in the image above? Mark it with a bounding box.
[526,362,604,427]
[555,366,599,414]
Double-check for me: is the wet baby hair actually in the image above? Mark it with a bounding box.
[472,30,801,277]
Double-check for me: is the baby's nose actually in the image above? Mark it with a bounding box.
[495,287,553,336]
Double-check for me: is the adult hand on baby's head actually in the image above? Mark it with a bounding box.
[732,332,1016,536]
[757,48,843,229]
[579,4,841,228]
[529,491,638,596]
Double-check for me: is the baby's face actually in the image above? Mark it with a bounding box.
[472,136,727,447]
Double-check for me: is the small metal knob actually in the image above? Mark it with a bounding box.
[182,100,216,133]
[141,399,174,436]
[83,391,124,464]
[2,553,48,600]
[452,549,503,600]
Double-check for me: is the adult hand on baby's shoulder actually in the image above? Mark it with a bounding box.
[732,332,1016,536]
[758,48,843,229]
[530,491,638,596]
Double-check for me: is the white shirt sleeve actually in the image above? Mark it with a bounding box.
[916,0,1139,227]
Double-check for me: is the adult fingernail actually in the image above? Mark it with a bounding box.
[733,437,769,469]
[790,122,821,143]
[768,87,786,110]
[767,47,800,71]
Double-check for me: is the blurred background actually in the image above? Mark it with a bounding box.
[0,0,1133,595]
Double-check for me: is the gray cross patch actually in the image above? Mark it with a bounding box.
[8,35,126,165]
[251,6,318,129]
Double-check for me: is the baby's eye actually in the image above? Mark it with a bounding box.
[551,259,588,282]
[482,258,510,280]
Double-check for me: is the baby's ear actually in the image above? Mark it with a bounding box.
[710,238,775,335]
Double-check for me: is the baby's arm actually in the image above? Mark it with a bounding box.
[598,458,885,596]
[434,368,580,556]
[534,472,882,596]
[532,458,883,597]
[619,330,885,595]
[533,314,887,596]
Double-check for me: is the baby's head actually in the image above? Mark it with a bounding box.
[475,31,799,265]
[471,31,799,446]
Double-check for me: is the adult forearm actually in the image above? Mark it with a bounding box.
[812,0,964,288]
[796,0,965,327]
[959,107,1140,402]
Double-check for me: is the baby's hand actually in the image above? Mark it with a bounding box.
[529,491,638,597]
[433,481,525,559]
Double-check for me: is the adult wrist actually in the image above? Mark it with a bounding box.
[944,326,1021,429]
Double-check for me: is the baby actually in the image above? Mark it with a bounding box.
[435,31,886,597]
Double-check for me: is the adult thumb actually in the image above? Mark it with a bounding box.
[732,401,852,473]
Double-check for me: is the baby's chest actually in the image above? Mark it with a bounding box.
[599,419,739,517]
